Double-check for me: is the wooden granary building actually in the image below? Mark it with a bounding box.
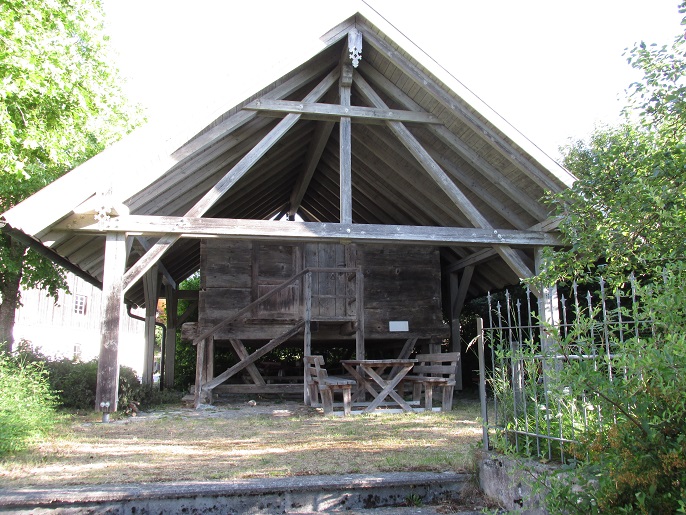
[1,7,575,412]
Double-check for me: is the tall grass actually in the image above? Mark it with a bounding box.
[0,352,58,455]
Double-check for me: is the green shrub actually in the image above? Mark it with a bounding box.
[542,267,686,513]
[0,352,58,455]
[7,346,182,415]
[45,358,99,409]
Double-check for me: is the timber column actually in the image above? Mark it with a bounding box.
[95,232,128,421]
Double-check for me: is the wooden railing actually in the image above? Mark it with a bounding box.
[193,267,361,345]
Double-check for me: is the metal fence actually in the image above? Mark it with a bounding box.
[477,275,654,463]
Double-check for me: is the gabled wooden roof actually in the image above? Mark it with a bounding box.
[2,11,575,306]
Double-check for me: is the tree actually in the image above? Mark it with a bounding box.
[0,0,141,351]
[529,5,686,512]
[537,3,686,286]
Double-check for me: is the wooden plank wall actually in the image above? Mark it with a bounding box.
[359,245,446,339]
[197,240,448,343]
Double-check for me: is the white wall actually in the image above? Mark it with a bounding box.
[14,273,147,377]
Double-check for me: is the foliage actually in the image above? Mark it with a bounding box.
[173,273,200,391]
[0,0,141,350]
[514,7,686,510]
[535,3,686,287]
[13,346,179,410]
[541,123,686,284]
[0,352,58,455]
[489,268,686,513]
[539,267,686,514]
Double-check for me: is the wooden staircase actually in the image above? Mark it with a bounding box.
[194,267,363,406]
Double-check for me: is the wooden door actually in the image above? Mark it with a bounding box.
[304,243,356,320]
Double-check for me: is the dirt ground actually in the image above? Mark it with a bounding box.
[1,395,486,490]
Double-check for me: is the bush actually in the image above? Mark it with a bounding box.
[45,358,99,409]
[45,358,180,411]
[0,352,58,455]
[541,266,686,513]
[12,348,181,411]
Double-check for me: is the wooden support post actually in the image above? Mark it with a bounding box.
[164,286,178,389]
[194,337,206,407]
[304,272,312,404]
[339,62,353,223]
[355,269,365,359]
[142,266,158,385]
[449,271,460,354]
[535,248,560,368]
[449,265,473,390]
[95,232,127,417]
[204,336,214,385]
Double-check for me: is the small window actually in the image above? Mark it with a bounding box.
[74,294,88,315]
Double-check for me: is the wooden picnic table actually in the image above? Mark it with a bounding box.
[340,359,417,413]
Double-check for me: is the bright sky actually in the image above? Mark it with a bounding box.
[102,0,683,161]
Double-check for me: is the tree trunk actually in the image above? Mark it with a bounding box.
[0,236,26,353]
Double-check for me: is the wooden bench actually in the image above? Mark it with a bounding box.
[303,355,356,416]
[399,352,459,411]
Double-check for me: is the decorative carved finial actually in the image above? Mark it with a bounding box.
[348,28,362,68]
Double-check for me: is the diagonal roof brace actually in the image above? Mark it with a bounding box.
[121,67,341,294]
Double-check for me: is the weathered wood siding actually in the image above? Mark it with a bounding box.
[198,239,448,342]
[359,245,445,338]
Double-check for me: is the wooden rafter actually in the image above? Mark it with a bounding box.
[353,71,535,280]
[121,68,341,293]
[359,27,566,194]
[288,121,335,218]
[357,64,550,221]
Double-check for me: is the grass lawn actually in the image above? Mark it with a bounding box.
[0,397,483,488]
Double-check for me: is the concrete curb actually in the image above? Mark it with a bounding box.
[0,471,471,514]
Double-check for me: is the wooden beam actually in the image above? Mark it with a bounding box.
[357,64,550,221]
[418,138,531,230]
[289,121,335,218]
[164,285,178,389]
[355,74,487,226]
[120,68,340,294]
[62,215,561,247]
[95,232,127,414]
[201,322,305,391]
[454,265,474,320]
[359,28,566,194]
[177,300,198,326]
[243,99,442,125]
[354,72,536,279]
[358,120,529,229]
[142,266,158,385]
[340,62,353,224]
[445,249,498,272]
[135,236,175,288]
[169,56,338,164]
[229,339,267,386]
